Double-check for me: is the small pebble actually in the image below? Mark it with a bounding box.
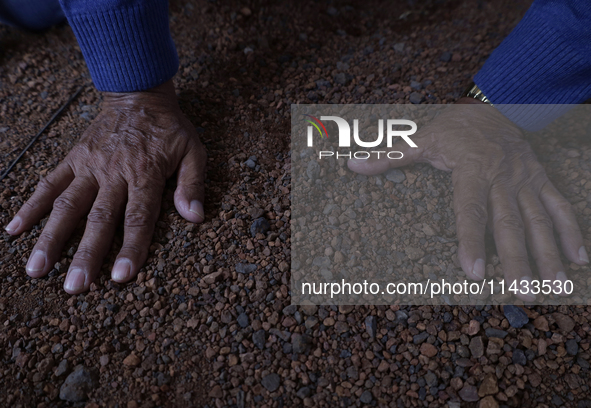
[503,305,529,328]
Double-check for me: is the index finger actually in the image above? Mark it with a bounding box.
[5,163,74,234]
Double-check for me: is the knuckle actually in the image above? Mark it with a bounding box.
[505,254,530,267]
[87,206,118,226]
[21,198,39,212]
[73,246,100,263]
[457,202,488,224]
[125,206,153,228]
[38,229,59,248]
[131,177,164,193]
[53,195,78,214]
[495,212,524,231]
[37,176,58,193]
[528,213,553,230]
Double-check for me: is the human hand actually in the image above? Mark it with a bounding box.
[4,80,206,294]
[348,98,588,301]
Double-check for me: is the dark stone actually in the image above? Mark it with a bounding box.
[307,91,318,101]
[503,305,529,328]
[346,365,359,380]
[424,371,438,387]
[458,384,479,402]
[334,72,351,85]
[455,358,474,367]
[365,316,377,338]
[485,328,508,339]
[410,80,422,90]
[291,333,311,354]
[413,332,429,344]
[59,365,98,402]
[457,345,470,358]
[236,263,257,274]
[237,313,249,328]
[250,217,270,237]
[566,339,579,356]
[297,387,311,399]
[261,373,281,392]
[54,359,70,377]
[156,372,171,386]
[440,51,452,62]
[253,329,266,349]
[269,328,290,341]
[245,159,256,169]
[409,92,424,104]
[552,395,564,406]
[360,390,373,404]
[385,168,406,183]
[469,336,484,358]
[512,349,527,366]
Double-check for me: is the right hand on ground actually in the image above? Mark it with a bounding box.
[348,98,588,301]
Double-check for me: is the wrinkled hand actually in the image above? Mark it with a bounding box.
[4,80,206,294]
[348,98,588,301]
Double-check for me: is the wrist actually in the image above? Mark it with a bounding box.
[102,80,179,110]
[455,98,524,138]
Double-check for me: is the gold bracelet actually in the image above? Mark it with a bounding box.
[462,82,494,106]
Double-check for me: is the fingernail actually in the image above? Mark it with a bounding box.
[556,271,568,283]
[64,268,86,293]
[519,276,536,302]
[579,246,589,264]
[112,258,132,282]
[5,216,21,233]
[189,200,205,221]
[26,250,47,274]
[472,258,485,280]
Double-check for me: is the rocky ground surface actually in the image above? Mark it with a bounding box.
[1,0,591,407]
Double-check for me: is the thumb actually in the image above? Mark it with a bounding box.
[174,143,207,223]
[347,143,420,176]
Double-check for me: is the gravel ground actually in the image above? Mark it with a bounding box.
[1,0,591,407]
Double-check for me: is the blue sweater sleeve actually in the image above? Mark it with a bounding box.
[59,0,179,92]
[473,0,591,130]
